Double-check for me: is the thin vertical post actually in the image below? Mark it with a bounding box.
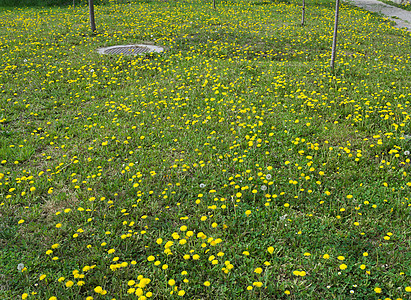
[89,0,97,33]
[330,0,340,69]
[301,0,306,26]
[213,0,216,10]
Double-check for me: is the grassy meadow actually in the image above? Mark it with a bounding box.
[380,1,411,11]
[0,0,410,299]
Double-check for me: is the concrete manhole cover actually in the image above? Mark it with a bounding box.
[97,44,163,55]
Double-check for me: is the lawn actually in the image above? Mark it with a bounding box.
[380,0,411,11]
[0,0,410,299]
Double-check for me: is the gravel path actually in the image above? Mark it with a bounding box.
[345,0,411,31]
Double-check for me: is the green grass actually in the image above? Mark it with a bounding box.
[380,0,411,11]
[0,0,410,299]
[0,0,72,7]
[0,0,131,7]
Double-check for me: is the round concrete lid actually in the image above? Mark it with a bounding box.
[97,44,164,55]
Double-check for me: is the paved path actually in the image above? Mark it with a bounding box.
[345,0,411,31]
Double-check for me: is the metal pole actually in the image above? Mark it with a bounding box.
[213,0,216,10]
[301,0,305,26]
[330,0,340,69]
[89,0,97,33]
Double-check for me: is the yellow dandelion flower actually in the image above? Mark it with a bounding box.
[135,288,143,296]
[128,280,135,286]
[168,279,175,286]
[65,281,74,288]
